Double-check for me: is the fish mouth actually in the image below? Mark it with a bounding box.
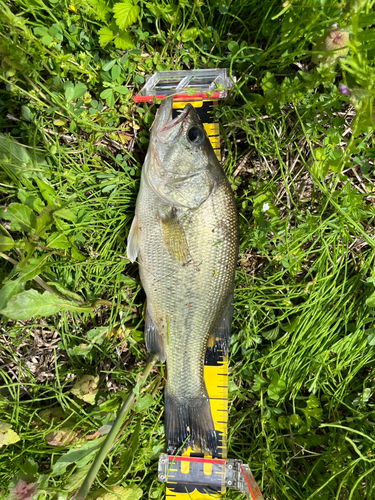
[160,104,192,132]
[153,97,193,135]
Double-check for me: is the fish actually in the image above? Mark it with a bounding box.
[127,97,238,455]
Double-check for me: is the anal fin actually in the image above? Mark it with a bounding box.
[206,293,234,357]
[145,307,166,362]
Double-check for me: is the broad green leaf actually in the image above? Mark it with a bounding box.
[160,3,181,23]
[55,207,76,221]
[0,134,48,184]
[41,34,53,45]
[102,184,116,193]
[64,82,75,102]
[73,83,87,100]
[21,105,32,121]
[102,59,117,71]
[107,420,141,485]
[17,188,44,213]
[310,157,329,180]
[0,203,36,232]
[278,416,289,429]
[47,232,71,250]
[306,407,323,421]
[53,118,66,127]
[306,394,320,409]
[135,394,154,411]
[72,343,94,356]
[145,2,164,18]
[71,375,99,404]
[252,374,268,391]
[0,289,91,320]
[367,329,375,345]
[366,290,375,307]
[218,1,228,14]
[35,205,56,236]
[0,421,20,447]
[52,439,104,476]
[261,325,279,340]
[181,27,200,42]
[39,406,68,423]
[0,236,20,251]
[280,315,300,333]
[45,282,84,303]
[267,387,280,400]
[87,0,111,21]
[100,89,115,107]
[86,326,108,344]
[0,279,25,311]
[98,27,114,46]
[62,463,91,492]
[228,40,240,53]
[18,256,49,282]
[48,24,62,37]
[71,245,85,261]
[111,64,121,81]
[267,372,286,401]
[114,31,134,49]
[302,394,322,429]
[100,88,113,99]
[228,379,239,396]
[113,1,140,30]
[99,397,121,413]
[134,74,144,84]
[114,85,129,94]
[36,178,57,204]
[34,27,49,37]
[289,414,303,427]
[20,457,38,475]
[87,486,143,500]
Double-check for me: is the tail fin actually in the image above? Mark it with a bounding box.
[165,388,217,456]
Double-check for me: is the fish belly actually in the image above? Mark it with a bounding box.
[137,178,238,453]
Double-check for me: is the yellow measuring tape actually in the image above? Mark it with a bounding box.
[165,101,228,500]
[165,357,228,499]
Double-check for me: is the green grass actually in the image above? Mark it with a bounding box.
[1,0,375,499]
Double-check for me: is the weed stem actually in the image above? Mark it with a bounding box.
[74,354,158,499]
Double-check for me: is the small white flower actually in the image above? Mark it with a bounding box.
[262,203,270,212]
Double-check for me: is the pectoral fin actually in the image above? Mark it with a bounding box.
[159,208,189,265]
[126,215,139,263]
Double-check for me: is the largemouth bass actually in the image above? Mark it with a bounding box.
[127,97,238,455]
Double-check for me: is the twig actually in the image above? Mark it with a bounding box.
[233,150,252,178]
[228,115,271,126]
[74,354,158,500]
[6,113,21,122]
[91,299,137,313]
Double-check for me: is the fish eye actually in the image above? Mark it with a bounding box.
[187,126,205,145]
